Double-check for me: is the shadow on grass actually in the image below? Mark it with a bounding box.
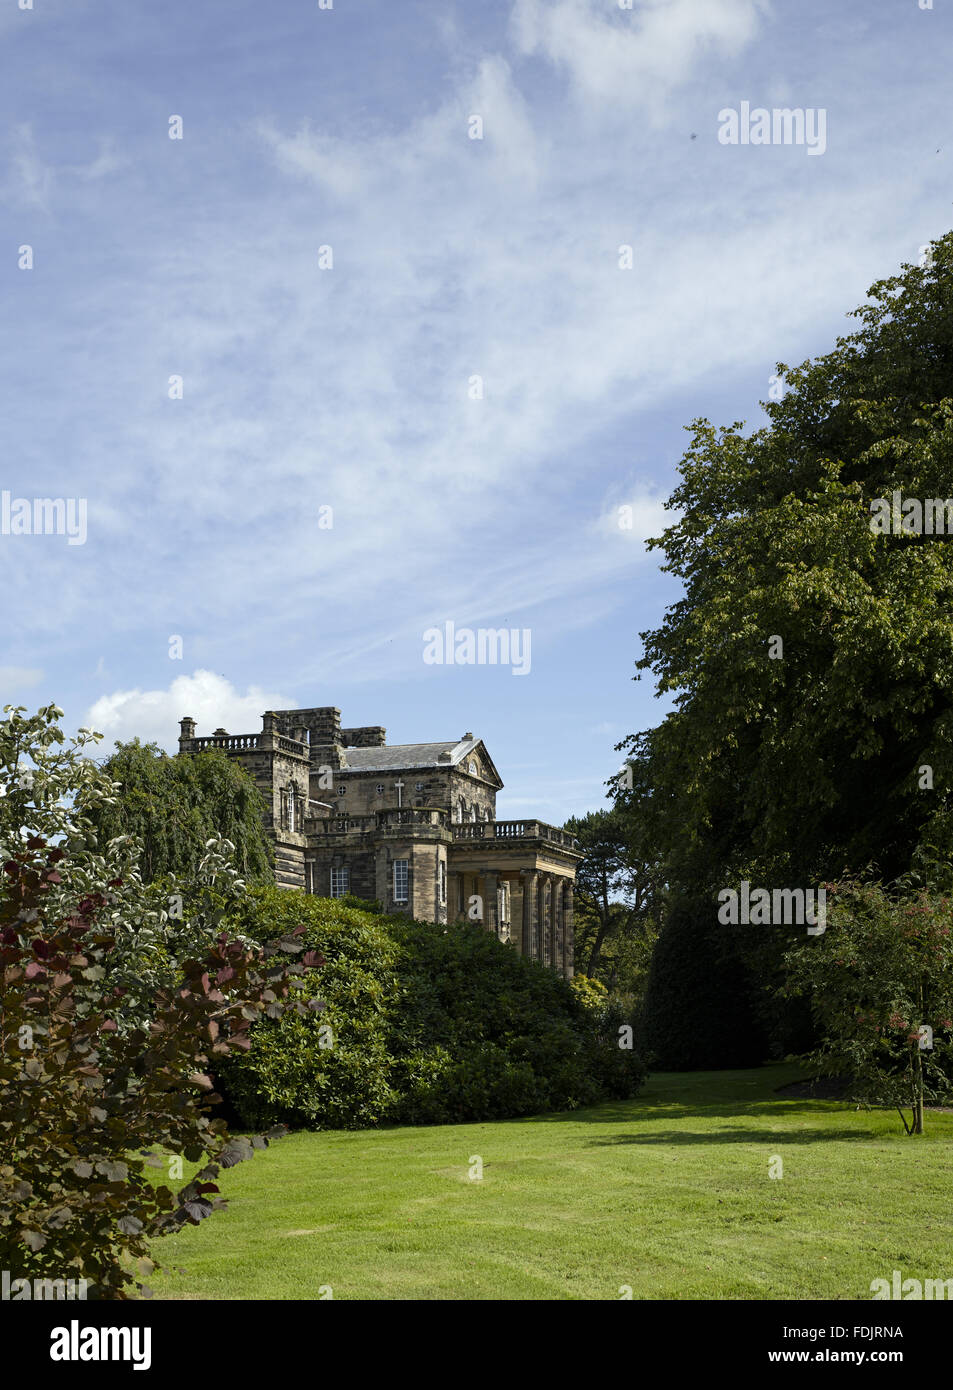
[527,1098,852,1126]
[584,1126,880,1146]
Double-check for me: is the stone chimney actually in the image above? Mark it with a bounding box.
[306,707,345,771]
[341,726,386,748]
[178,716,196,752]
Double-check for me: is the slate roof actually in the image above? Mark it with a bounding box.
[342,737,481,772]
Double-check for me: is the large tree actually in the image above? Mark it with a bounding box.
[622,231,953,901]
[87,739,273,884]
[618,233,953,1059]
[564,807,660,984]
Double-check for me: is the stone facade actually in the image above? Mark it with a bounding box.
[177,705,582,978]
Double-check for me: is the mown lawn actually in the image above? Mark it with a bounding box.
[149,1062,953,1300]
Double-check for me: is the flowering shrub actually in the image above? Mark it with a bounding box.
[783,878,953,1133]
[0,705,324,1297]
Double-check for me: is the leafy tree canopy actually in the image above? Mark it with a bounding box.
[622,231,953,897]
[87,739,273,885]
[565,806,661,984]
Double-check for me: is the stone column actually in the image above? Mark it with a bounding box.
[551,877,558,966]
[522,870,539,960]
[544,878,552,967]
[485,871,498,936]
[564,881,574,978]
[499,876,511,942]
[553,879,564,974]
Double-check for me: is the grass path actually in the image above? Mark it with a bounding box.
[150,1063,953,1300]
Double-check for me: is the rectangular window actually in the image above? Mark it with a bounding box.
[330,866,350,898]
[393,859,409,903]
[439,860,447,905]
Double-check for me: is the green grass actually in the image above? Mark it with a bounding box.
[149,1062,953,1300]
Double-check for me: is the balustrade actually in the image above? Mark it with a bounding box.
[190,734,261,751]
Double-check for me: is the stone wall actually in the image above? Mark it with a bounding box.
[319,765,498,822]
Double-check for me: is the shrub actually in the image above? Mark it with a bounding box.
[0,704,322,1298]
[783,877,953,1133]
[0,837,323,1298]
[216,889,401,1129]
[217,887,649,1127]
[570,973,609,1010]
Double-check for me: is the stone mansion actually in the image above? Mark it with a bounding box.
[177,705,581,978]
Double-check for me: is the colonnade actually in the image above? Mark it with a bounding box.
[449,868,574,978]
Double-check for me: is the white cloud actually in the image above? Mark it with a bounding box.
[257,120,372,200]
[85,671,298,752]
[597,490,672,544]
[511,0,767,119]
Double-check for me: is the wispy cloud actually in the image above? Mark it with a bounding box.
[9,123,53,210]
[511,0,768,120]
[2,0,952,819]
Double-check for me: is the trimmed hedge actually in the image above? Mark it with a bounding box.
[215,888,647,1128]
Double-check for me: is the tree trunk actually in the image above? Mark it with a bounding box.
[914,1046,924,1135]
[586,876,613,976]
[586,915,611,977]
[913,982,926,1135]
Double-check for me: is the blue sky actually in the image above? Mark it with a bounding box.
[2,0,952,824]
